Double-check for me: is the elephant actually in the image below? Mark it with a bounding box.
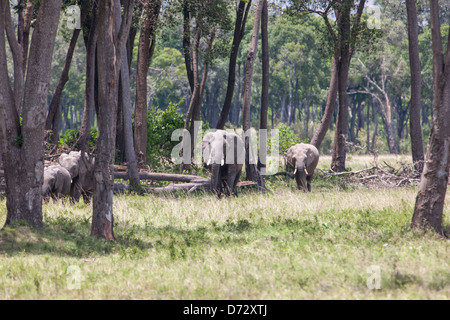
[59,151,95,202]
[286,143,320,192]
[201,130,244,197]
[42,165,72,199]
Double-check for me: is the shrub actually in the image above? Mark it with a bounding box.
[146,101,185,170]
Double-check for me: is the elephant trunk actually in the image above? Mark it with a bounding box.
[294,161,308,191]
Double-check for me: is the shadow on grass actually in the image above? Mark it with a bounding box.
[0,217,155,258]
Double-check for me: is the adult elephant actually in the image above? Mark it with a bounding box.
[42,165,72,199]
[286,143,320,192]
[59,151,95,202]
[202,130,244,197]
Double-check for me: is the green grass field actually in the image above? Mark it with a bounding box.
[1,155,449,299]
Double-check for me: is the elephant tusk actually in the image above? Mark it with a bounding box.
[293,168,297,175]
[207,158,211,166]
[304,168,309,175]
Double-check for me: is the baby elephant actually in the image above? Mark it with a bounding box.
[286,143,320,192]
[42,165,72,199]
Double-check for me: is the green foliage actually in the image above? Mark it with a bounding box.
[272,123,302,156]
[59,128,98,151]
[146,101,185,170]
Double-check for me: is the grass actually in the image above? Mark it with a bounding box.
[0,155,449,300]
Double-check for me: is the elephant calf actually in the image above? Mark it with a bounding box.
[286,143,320,192]
[202,130,244,198]
[42,165,72,199]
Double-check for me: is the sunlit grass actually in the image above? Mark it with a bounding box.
[0,155,449,300]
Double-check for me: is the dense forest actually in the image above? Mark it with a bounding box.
[0,0,449,239]
[41,0,449,156]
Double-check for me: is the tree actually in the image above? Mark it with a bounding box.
[216,0,252,129]
[411,0,450,236]
[242,0,265,188]
[406,0,425,173]
[0,0,62,228]
[91,0,134,240]
[46,2,89,150]
[134,0,162,167]
[79,0,99,153]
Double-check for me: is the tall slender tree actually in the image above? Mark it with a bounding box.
[241,0,265,188]
[134,0,162,167]
[411,0,450,236]
[406,0,425,173]
[216,0,252,130]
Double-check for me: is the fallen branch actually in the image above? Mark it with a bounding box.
[113,171,209,183]
[148,182,211,193]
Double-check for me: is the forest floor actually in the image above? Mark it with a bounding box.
[0,154,449,299]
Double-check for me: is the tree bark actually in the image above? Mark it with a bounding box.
[120,51,141,189]
[330,0,366,172]
[258,0,269,171]
[310,60,338,149]
[411,0,450,235]
[216,0,252,129]
[134,0,161,167]
[0,0,61,228]
[46,5,89,149]
[406,0,425,173]
[182,0,195,93]
[242,0,265,189]
[92,0,134,240]
[79,2,99,153]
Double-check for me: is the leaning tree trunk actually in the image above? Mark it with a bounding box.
[311,58,338,149]
[216,0,252,130]
[411,1,450,236]
[92,0,134,240]
[46,3,90,149]
[0,0,61,228]
[241,0,265,189]
[406,0,425,173]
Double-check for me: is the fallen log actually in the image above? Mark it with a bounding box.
[113,171,209,183]
[149,181,211,193]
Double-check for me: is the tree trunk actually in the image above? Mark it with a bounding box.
[242,0,265,189]
[120,52,140,189]
[46,5,88,149]
[258,0,269,171]
[216,0,252,129]
[134,0,161,167]
[182,0,195,93]
[411,1,450,235]
[0,0,62,228]
[92,0,134,240]
[406,0,425,173]
[310,57,338,148]
[79,3,98,153]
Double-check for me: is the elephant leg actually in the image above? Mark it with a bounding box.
[211,165,222,198]
[307,175,313,192]
[231,168,242,197]
[294,173,302,191]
